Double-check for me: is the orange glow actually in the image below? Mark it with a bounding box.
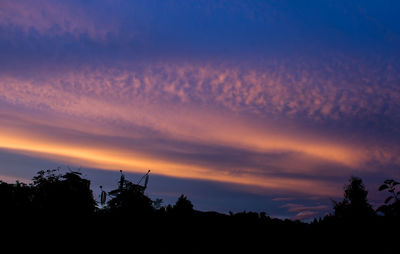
[0,75,367,168]
[0,107,371,197]
[0,132,340,196]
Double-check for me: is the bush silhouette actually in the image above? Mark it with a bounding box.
[32,169,96,216]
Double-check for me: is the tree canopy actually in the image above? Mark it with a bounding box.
[0,170,399,252]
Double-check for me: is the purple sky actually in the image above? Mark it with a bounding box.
[1,0,400,220]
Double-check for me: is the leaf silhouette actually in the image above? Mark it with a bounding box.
[384,179,393,184]
[384,196,393,204]
[376,205,386,212]
[379,184,389,191]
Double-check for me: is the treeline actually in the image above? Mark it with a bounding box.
[1,169,399,252]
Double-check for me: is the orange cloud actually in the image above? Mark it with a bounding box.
[0,126,342,197]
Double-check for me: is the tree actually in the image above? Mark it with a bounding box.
[60,171,96,215]
[333,176,375,219]
[153,198,163,209]
[32,169,96,216]
[172,194,194,216]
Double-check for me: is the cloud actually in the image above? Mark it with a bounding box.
[0,66,374,166]
[281,203,330,221]
[2,58,400,124]
[2,0,399,65]
[0,109,346,197]
[0,174,31,184]
[0,0,119,39]
[292,211,320,221]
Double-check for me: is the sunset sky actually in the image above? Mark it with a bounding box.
[1,0,400,220]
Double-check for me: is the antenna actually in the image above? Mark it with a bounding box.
[119,170,125,190]
[100,186,107,206]
[137,170,150,185]
[144,173,149,190]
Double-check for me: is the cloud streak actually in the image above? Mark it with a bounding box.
[0,0,119,39]
[281,203,330,221]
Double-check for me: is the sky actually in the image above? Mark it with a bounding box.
[1,0,400,220]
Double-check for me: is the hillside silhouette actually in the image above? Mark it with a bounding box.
[1,169,399,252]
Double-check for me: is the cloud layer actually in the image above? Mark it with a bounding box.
[1,60,399,200]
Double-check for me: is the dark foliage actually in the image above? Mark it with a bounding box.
[32,169,96,216]
[1,171,399,252]
[171,194,194,216]
[106,171,153,217]
[0,180,32,215]
[377,179,400,217]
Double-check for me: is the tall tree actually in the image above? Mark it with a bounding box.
[333,176,375,219]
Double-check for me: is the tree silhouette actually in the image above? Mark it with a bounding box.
[0,180,32,216]
[333,176,375,220]
[3,168,400,252]
[32,169,96,216]
[172,194,194,216]
[153,198,163,209]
